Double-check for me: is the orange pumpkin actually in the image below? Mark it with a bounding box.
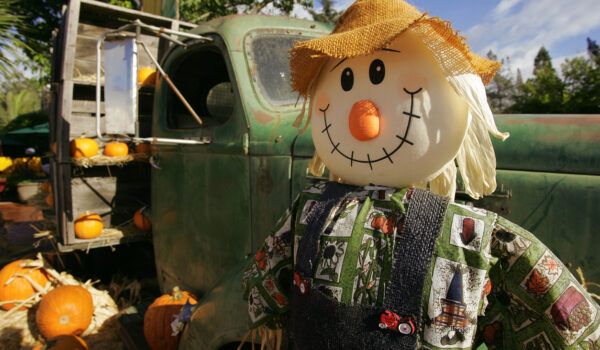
[45,193,54,208]
[36,285,94,339]
[74,212,103,239]
[143,287,198,350]
[138,67,157,87]
[32,335,88,350]
[103,142,129,157]
[134,207,152,231]
[135,142,151,155]
[70,138,98,158]
[0,259,50,311]
[41,181,52,193]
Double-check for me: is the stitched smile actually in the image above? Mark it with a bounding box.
[320,88,422,170]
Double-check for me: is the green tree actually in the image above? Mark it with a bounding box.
[180,0,314,24]
[7,0,66,78]
[309,0,340,25]
[510,47,564,113]
[0,0,31,78]
[561,55,600,113]
[0,70,42,131]
[587,37,599,59]
[485,50,516,113]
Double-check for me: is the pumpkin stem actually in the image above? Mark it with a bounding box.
[170,286,183,300]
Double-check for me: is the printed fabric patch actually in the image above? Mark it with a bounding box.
[520,251,563,299]
[424,257,487,348]
[507,293,538,331]
[248,286,270,324]
[324,198,362,237]
[449,214,485,251]
[314,240,348,283]
[545,283,597,345]
[299,200,317,225]
[351,234,385,305]
[522,332,555,350]
[491,226,532,271]
[364,206,404,236]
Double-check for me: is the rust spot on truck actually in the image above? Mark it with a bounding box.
[252,109,275,125]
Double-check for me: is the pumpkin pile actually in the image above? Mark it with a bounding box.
[138,67,158,87]
[33,334,88,350]
[103,141,129,157]
[70,138,99,159]
[0,259,50,311]
[144,286,198,350]
[0,254,121,348]
[134,207,152,231]
[36,285,94,339]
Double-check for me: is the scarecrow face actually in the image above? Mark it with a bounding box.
[311,31,470,188]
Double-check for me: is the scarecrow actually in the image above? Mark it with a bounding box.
[242,0,600,348]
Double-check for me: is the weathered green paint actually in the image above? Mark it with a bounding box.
[493,114,600,175]
[153,16,329,297]
[475,169,600,283]
[178,260,250,350]
[249,156,292,252]
[150,15,330,349]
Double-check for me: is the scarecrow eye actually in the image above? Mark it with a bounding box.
[341,67,354,91]
[369,59,385,85]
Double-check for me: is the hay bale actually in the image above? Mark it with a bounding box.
[0,254,125,349]
[71,155,134,168]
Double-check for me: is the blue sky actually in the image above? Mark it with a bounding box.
[293,0,600,80]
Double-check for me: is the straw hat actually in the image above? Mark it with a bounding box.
[290,0,500,97]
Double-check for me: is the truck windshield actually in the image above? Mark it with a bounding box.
[248,34,309,106]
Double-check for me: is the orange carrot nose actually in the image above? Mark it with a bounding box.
[348,100,381,141]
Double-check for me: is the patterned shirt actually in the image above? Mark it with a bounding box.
[242,181,600,349]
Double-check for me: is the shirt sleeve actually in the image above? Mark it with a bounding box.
[241,198,299,330]
[480,215,600,349]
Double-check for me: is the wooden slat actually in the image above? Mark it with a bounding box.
[80,0,195,30]
[69,113,105,138]
[70,177,116,227]
[74,24,160,78]
[72,100,104,114]
[58,0,82,247]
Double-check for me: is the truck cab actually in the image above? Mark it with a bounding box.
[151,14,330,302]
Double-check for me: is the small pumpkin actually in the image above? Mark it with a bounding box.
[36,285,94,339]
[133,207,152,231]
[70,138,98,158]
[103,141,129,157]
[138,67,157,87]
[33,334,88,350]
[74,212,103,239]
[143,286,198,350]
[41,181,52,193]
[45,193,54,208]
[0,259,49,311]
[135,142,151,155]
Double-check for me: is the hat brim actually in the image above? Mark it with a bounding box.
[290,16,500,97]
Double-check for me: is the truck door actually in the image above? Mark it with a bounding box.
[151,35,252,294]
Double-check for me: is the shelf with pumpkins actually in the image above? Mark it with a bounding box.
[53,67,157,251]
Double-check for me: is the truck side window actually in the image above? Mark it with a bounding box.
[167,49,234,129]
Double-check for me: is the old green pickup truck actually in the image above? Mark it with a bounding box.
[49,1,600,348]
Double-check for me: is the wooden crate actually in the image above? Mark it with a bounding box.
[49,0,195,251]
